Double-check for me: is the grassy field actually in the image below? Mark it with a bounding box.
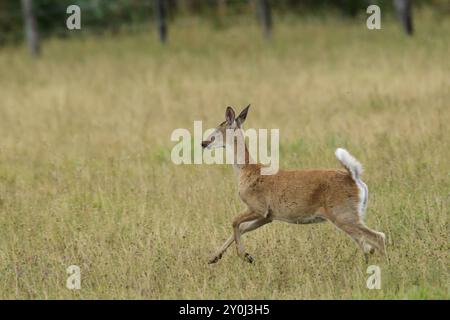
[0,11,448,299]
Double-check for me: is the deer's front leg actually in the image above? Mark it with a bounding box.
[208,216,271,264]
[232,211,262,263]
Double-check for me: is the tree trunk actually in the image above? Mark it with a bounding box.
[21,0,40,56]
[155,0,168,43]
[394,0,413,35]
[218,0,227,17]
[257,0,272,39]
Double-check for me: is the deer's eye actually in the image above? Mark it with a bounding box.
[210,136,215,142]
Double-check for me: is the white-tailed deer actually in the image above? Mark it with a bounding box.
[201,105,386,264]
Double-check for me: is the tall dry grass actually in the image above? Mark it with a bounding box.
[0,12,448,299]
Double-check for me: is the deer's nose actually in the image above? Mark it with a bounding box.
[201,141,209,149]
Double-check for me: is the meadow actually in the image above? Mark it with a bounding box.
[0,11,448,299]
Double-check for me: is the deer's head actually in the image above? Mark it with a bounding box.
[201,105,250,149]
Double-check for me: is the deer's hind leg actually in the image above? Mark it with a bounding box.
[324,206,385,262]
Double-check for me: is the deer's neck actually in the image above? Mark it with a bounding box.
[231,129,254,176]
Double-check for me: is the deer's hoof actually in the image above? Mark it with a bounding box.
[208,255,221,264]
[244,253,254,264]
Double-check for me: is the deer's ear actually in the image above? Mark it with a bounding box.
[225,106,235,125]
[236,104,250,126]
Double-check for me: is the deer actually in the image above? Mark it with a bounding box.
[201,105,386,264]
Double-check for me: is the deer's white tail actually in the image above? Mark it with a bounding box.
[335,148,363,180]
[335,148,368,219]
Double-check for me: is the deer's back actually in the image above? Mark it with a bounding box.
[238,166,359,221]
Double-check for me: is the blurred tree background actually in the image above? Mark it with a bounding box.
[0,0,448,46]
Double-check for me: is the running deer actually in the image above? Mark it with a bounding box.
[201,105,386,264]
